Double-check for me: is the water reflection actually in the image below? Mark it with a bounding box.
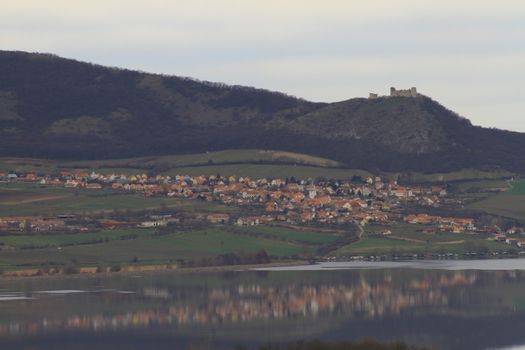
[1,269,525,349]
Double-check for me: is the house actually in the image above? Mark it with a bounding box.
[431,186,447,196]
[381,229,392,236]
[351,199,368,209]
[269,191,283,200]
[194,176,207,185]
[505,238,518,245]
[23,173,37,181]
[89,171,101,179]
[493,234,507,242]
[506,227,523,235]
[286,183,303,192]
[206,213,230,224]
[265,201,280,212]
[391,187,413,198]
[73,171,90,180]
[300,211,315,222]
[236,217,260,226]
[316,195,332,206]
[405,214,438,225]
[342,202,353,211]
[85,183,102,189]
[271,179,284,187]
[139,220,168,228]
[65,179,83,188]
[99,220,131,229]
[30,218,66,232]
[241,190,258,200]
[361,187,372,197]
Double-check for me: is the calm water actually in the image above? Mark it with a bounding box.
[1,260,525,350]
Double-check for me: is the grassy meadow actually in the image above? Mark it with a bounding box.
[0,226,335,270]
[335,223,509,256]
[451,179,510,193]
[231,225,340,245]
[162,164,371,180]
[0,149,347,175]
[0,182,235,216]
[1,150,516,183]
[0,228,155,249]
[469,180,525,221]
[398,169,515,183]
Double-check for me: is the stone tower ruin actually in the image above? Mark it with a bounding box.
[390,87,418,97]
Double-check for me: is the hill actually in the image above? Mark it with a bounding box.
[1,50,525,173]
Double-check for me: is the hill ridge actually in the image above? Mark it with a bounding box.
[1,50,524,173]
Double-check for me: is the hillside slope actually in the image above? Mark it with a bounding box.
[1,50,525,173]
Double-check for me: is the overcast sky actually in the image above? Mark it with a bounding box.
[1,1,524,131]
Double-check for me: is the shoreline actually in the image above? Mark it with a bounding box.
[5,256,525,280]
[0,260,309,281]
[256,258,525,272]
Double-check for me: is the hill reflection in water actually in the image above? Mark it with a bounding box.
[1,268,525,350]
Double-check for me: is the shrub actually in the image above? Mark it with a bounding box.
[63,264,79,275]
[110,265,121,272]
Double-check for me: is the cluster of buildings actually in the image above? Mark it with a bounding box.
[404,214,475,233]
[404,213,525,243]
[1,170,448,228]
[494,228,525,248]
[3,170,524,249]
[0,216,69,232]
[129,173,445,228]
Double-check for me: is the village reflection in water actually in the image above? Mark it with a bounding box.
[2,268,524,340]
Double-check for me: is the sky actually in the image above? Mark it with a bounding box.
[1,0,524,131]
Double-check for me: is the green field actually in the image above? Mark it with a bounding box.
[59,149,345,168]
[336,223,509,256]
[0,227,313,269]
[451,179,510,193]
[365,223,485,244]
[469,180,525,221]
[231,225,341,245]
[337,237,423,255]
[0,150,371,180]
[0,228,155,249]
[1,151,514,183]
[0,182,235,216]
[469,195,525,221]
[398,169,515,183]
[0,149,347,175]
[163,164,371,180]
[0,225,341,270]
[336,236,508,256]
[509,180,525,195]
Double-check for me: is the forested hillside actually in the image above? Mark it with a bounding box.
[1,50,525,173]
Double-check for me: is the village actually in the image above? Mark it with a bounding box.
[1,169,524,251]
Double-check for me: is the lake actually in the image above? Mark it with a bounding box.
[2,259,525,349]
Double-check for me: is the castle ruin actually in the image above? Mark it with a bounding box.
[390,86,418,97]
[368,87,419,99]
